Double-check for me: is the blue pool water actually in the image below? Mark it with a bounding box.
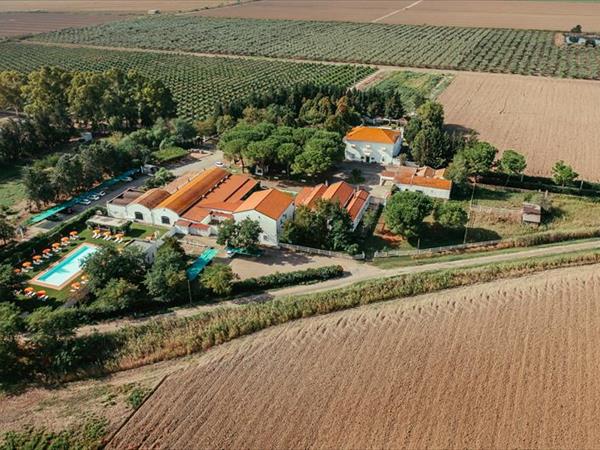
[37,244,98,288]
[187,248,219,281]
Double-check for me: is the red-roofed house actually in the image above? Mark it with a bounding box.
[234,189,295,246]
[344,126,403,164]
[380,166,452,200]
[295,181,371,230]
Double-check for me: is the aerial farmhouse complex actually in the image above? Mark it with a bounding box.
[343,126,403,164]
[108,168,294,246]
[108,167,370,246]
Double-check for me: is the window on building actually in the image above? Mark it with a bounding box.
[134,212,144,221]
[161,216,170,225]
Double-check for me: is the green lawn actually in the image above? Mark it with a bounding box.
[0,165,26,209]
[372,186,600,252]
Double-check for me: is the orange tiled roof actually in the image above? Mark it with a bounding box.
[156,167,229,215]
[346,190,370,221]
[132,188,171,209]
[163,172,200,194]
[235,189,293,220]
[294,184,327,208]
[345,126,401,144]
[395,174,452,191]
[182,206,210,223]
[322,181,355,208]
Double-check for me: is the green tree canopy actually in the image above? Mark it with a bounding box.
[144,240,187,302]
[433,201,468,228]
[383,191,434,238]
[201,264,237,296]
[459,141,498,177]
[83,246,147,294]
[552,160,579,186]
[93,278,140,313]
[0,302,22,383]
[499,149,527,178]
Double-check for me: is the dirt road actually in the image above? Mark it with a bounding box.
[77,238,600,336]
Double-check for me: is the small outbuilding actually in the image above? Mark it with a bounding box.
[522,202,542,226]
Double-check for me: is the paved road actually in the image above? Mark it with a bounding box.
[76,238,600,336]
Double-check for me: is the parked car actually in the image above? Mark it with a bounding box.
[98,191,106,197]
[80,199,91,206]
[215,161,224,168]
[89,195,100,201]
[124,177,133,182]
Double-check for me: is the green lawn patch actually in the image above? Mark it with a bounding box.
[152,146,188,164]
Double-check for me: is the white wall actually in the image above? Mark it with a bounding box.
[396,184,450,200]
[233,210,278,246]
[151,208,180,227]
[107,203,128,219]
[127,204,154,224]
[344,139,401,165]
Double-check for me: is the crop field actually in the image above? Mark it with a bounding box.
[0,12,131,37]
[439,72,600,181]
[0,42,374,118]
[196,0,600,32]
[0,0,240,12]
[109,264,600,449]
[31,16,600,80]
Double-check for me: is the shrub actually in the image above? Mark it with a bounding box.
[126,386,151,410]
[232,265,344,294]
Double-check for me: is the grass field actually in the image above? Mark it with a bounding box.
[108,264,600,448]
[29,16,600,80]
[0,166,26,210]
[0,42,374,118]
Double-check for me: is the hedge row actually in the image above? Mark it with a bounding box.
[65,249,600,382]
[232,265,344,294]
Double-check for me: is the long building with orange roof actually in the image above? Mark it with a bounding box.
[295,181,371,230]
[344,126,403,164]
[107,168,295,246]
[379,165,453,200]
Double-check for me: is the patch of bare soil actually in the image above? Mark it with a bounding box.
[438,72,600,181]
[196,0,600,31]
[108,264,600,449]
[0,12,132,37]
[0,0,237,13]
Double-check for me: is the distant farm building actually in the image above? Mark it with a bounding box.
[379,166,452,200]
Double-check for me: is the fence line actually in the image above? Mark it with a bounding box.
[373,238,508,259]
[278,242,365,260]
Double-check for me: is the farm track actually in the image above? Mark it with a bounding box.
[108,263,600,449]
[76,238,600,336]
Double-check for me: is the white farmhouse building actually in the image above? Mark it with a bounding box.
[343,126,403,164]
[233,189,294,246]
[380,166,452,200]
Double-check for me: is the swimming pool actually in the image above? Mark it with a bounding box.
[32,244,98,289]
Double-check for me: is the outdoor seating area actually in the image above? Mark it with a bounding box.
[13,230,84,301]
[91,229,125,243]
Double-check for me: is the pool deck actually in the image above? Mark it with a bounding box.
[30,243,100,290]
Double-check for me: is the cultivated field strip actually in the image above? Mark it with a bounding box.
[197,0,600,32]
[31,16,600,80]
[439,72,600,181]
[0,42,374,119]
[110,265,600,449]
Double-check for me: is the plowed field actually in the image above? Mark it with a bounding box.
[0,0,237,12]
[197,0,600,31]
[439,72,600,181]
[0,12,130,37]
[109,265,600,449]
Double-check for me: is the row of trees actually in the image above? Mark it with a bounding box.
[210,82,404,135]
[219,121,345,177]
[23,117,196,207]
[0,67,176,167]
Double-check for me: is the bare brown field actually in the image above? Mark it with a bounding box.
[438,72,600,181]
[109,264,600,449]
[0,12,131,36]
[0,0,237,13]
[197,0,600,31]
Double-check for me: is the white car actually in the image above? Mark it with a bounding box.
[124,177,133,182]
[215,161,224,168]
[80,199,91,206]
[90,195,100,201]
[98,191,106,197]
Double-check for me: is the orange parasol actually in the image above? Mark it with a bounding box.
[52,242,61,248]
[33,255,42,261]
[43,248,51,254]
[22,262,32,268]
[71,282,81,289]
[14,268,21,274]
[61,237,69,242]
[24,287,34,293]
[36,290,47,297]
[69,231,78,236]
